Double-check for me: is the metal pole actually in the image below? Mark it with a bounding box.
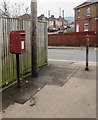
[16,53,20,88]
[85,34,89,71]
[31,0,38,77]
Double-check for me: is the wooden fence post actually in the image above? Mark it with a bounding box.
[31,0,38,77]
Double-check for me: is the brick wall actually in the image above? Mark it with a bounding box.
[48,31,98,46]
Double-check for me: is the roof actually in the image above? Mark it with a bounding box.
[74,0,98,9]
[18,14,31,20]
[38,14,48,20]
[48,15,57,21]
[57,16,68,22]
[17,14,68,23]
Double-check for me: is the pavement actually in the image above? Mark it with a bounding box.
[48,46,85,50]
[1,59,96,118]
[48,46,98,51]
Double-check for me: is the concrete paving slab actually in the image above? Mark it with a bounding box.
[3,77,96,118]
[2,61,77,110]
[2,60,96,118]
[48,46,85,50]
[74,66,96,80]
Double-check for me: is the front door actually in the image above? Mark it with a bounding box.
[76,24,80,32]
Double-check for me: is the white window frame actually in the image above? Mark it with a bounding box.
[77,10,80,18]
[86,8,90,16]
[84,22,89,31]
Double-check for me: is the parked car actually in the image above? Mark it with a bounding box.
[49,28,58,32]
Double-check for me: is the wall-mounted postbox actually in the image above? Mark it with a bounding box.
[10,30,26,54]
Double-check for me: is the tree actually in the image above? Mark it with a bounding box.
[11,3,24,18]
[0,0,30,18]
[0,0,10,17]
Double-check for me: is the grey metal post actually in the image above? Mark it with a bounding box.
[85,34,89,71]
[16,54,20,88]
[31,0,38,77]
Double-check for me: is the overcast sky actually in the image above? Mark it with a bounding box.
[0,0,86,17]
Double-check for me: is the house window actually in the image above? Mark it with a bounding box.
[84,22,89,31]
[86,8,90,16]
[77,10,80,18]
[50,21,53,26]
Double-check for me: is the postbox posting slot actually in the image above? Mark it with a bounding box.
[20,33,26,36]
[20,38,25,41]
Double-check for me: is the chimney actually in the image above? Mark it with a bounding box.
[51,15,54,18]
[60,8,61,17]
[62,10,64,18]
[48,10,50,18]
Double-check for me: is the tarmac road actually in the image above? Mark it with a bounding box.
[48,47,96,62]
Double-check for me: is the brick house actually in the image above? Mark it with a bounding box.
[47,15,57,28]
[47,15,68,29]
[18,14,68,30]
[56,16,68,29]
[74,0,98,33]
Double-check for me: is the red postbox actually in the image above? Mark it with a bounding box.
[9,30,26,88]
[10,30,26,54]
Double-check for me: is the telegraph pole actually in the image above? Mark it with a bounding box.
[31,0,38,77]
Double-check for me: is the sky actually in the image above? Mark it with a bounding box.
[0,0,87,17]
